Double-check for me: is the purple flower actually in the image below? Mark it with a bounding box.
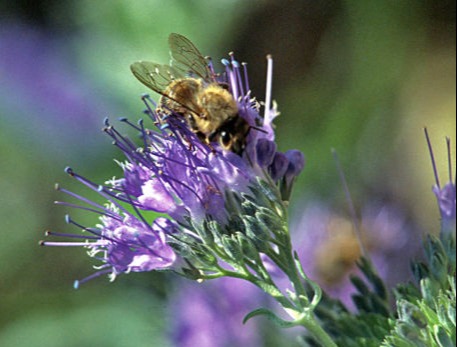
[169,278,264,347]
[42,170,176,287]
[42,51,305,285]
[288,201,421,309]
[0,22,114,159]
[424,129,456,235]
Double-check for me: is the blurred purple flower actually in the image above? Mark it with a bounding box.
[169,278,264,347]
[424,129,456,235]
[0,22,115,158]
[42,51,305,285]
[289,201,421,309]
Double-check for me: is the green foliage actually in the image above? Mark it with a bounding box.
[166,167,455,347]
[301,232,456,347]
[302,259,392,347]
[382,233,456,347]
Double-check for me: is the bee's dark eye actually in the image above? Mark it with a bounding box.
[219,131,232,147]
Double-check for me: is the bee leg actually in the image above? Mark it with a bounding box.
[183,135,195,151]
[186,114,199,130]
[199,133,217,154]
[185,130,206,152]
[209,143,216,154]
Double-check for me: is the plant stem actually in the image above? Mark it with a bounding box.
[299,315,338,347]
[273,225,337,346]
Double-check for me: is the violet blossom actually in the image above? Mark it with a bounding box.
[424,128,456,235]
[288,201,421,309]
[169,278,264,347]
[41,50,305,287]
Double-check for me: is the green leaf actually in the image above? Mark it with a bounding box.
[243,307,301,328]
[255,178,282,205]
[241,199,258,217]
[293,252,322,309]
[235,232,256,255]
[434,326,454,347]
[411,261,429,283]
[206,220,223,244]
[192,245,217,266]
[254,281,284,299]
[256,207,287,234]
[351,276,370,296]
[221,234,243,262]
[243,215,270,251]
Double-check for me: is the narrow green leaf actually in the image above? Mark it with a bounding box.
[243,308,301,328]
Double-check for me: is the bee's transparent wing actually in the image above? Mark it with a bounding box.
[130,61,181,94]
[130,61,200,116]
[168,33,212,81]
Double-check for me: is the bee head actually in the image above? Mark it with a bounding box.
[218,129,245,155]
[209,115,250,155]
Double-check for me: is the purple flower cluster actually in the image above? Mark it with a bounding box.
[42,54,305,286]
[287,202,422,309]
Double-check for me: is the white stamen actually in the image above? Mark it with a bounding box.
[264,55,273,122]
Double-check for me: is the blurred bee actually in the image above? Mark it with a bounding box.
[130,33,250,154]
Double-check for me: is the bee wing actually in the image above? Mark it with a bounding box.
[131,61,201,116]
[168,33,213,82]
[130,61,182,94]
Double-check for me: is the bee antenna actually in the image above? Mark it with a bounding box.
[205,56,217,78]
[249,125,268,134]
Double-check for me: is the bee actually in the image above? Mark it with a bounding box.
[130,33,250,154]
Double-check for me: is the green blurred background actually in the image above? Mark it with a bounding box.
[0,1,455,346]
